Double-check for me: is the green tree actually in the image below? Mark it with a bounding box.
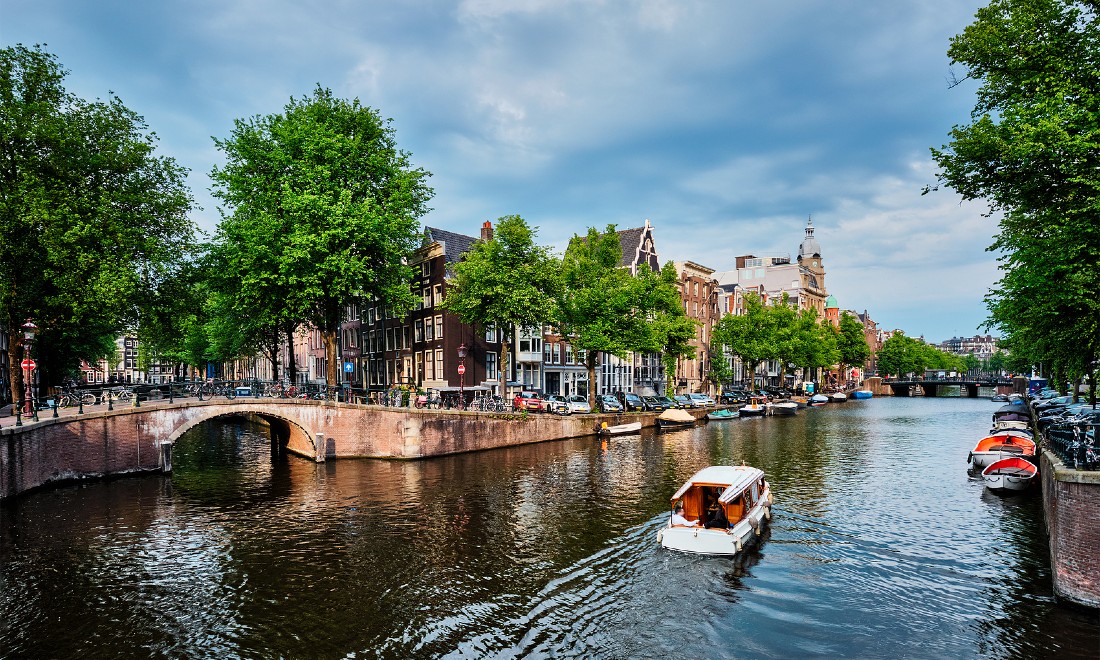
[440,215,560,385]
[768,293,800,389]
[211,86,432,388]
[1,44,195,401]
[556,226,661,405]
[929,0,1100,402]
[706,338,734,392]
[877,334,928,378]
[837,311,871,382]
[713,292,775,389]
[635,262,698,396]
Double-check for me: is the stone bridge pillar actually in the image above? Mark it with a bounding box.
[159,440,173,473]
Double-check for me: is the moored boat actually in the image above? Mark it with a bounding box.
[657,465,773,555]
[982,456,1038,492]
[789,396,810,408]
[990,393,1009,403]
[657,407,696,429]
[739,396,768,416]
[596,421,642,436]
[968,434,1036,469]
[992,419,1031,432]
[706,408,739,421]
[770,401,798,416]
[809,394,830,406]
[851,390,873,400]
[830,392,848,403]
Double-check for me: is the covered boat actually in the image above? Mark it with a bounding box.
[706,408,739,421]
[992,419,1031,432]
[851,390,873,400]
[809,394,830,406]
[968,434,1036,469]
[658,465,773,555]
[981,457,1038,492]
[830,391,848,402]
[739,396,768,416]
[596,421,642,436]
[770,401,798,416]
[657,407,696,429]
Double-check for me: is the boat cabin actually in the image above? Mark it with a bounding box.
[670,465,767,530]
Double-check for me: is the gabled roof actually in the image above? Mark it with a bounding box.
[616,226,644,268]
[425,227,478,264]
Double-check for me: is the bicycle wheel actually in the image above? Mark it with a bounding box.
[226,387,236,400]
[81,392,97,405]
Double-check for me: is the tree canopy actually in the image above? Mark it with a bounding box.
[440,215,560,383]
[929,0,1100,395]
[211,86,432,387]
[1,44,195,400]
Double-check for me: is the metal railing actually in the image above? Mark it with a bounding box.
[1045,423,1100,471]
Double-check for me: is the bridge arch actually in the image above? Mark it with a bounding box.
[165,405,319,459]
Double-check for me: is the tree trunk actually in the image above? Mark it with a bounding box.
[500,338,511,393]
[324,329,339,393]
[285,322,298,384]
[586,351,599,408]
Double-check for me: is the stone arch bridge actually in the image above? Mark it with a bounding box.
[1,399,619,500]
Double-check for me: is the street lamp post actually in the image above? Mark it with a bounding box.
[20,319,38,418]
[457,343,468,410]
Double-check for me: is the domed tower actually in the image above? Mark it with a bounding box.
[796,216,828,315]
[825,294,839,327]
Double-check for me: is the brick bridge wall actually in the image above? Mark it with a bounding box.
[1,400,677,499]
[1040,450,1100,608]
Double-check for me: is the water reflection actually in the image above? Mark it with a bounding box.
[1,399,1098,658]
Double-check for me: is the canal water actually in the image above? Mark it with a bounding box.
[2,397,1098,658]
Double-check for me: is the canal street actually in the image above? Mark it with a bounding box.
[1,397,1097,658]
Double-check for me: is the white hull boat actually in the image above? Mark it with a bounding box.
[982,457,1038,492]
[739,396,769,416]
[770,401,798,416]
[596,421,642,436]
[968,434,1036,469]
[830,392,848,402]
[658,465,773,555]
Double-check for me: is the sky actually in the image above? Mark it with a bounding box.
[3,0,1001,343]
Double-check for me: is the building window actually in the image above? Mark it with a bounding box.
[485,325,497,343]
[435,349,444,376]
[433,284,442,307]
[486,352,497,381]
[423,287,431,308]
[425,320,434,341]
[415,320,424,343]
[544,342,552,364]
[426,351,435,381]
[435,315,443,340]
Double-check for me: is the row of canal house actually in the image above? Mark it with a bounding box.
[282,219,724,398]
[280,215,878,397]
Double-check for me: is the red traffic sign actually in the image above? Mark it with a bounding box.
[21,359,36,370]
[457,364,466,375]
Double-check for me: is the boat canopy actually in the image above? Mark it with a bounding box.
[670,466,765,504]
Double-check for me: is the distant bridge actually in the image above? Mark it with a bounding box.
[0,398,653,500]
[865,376,1016,398]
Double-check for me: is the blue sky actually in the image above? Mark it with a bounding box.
[4,0,998,342]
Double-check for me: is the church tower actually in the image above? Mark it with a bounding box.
[796,217,828,316]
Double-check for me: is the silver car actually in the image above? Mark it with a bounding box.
[566,395,592,414]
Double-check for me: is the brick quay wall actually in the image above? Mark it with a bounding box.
[1040,450,1100,609]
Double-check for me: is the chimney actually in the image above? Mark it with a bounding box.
[481,220,493,242]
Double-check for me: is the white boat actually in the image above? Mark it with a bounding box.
[657,407,696,429]
[596,421,642,436]
[992,419,1030,432]
[770,401,798,416]
[657,465,773,555]
[809,394,830,406]
[968,434,1036,469]
[982,457,1038,492]
[739,396,768,417]
[830,392,848,402]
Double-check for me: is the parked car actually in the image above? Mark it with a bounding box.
[656,395,678,410]
[673,394,694,408]
[543,394,571,414]
[513,391,545,412]
[641,395,666,412]
[688,393,715,407]
[566,394,592,414]
[596,394,623,413]
[720,389,748,405]
[616,391,646,412]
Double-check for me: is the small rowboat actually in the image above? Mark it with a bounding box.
[770,401,798,416]
[968,434,1036,469]
[706,408,739,421]
[982,457,1038,492]
[596,421,642,436]
[658,465,773,555]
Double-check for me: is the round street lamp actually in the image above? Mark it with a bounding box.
[20,319,38,416]
[457,343,468,409]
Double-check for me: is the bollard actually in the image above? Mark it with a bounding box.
[168,385,174,404]
[53,398,60,418]
[15,403,22,427]
[108,393,114,411]
[77,396,83,415]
